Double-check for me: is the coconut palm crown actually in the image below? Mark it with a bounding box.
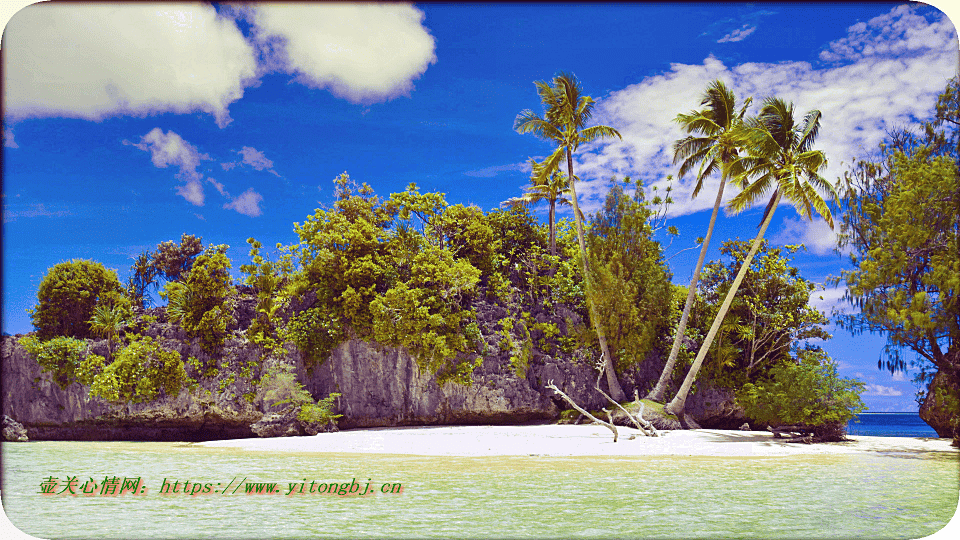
[664,96,837,419]
[647,80,752,403]
[514,72,626,401]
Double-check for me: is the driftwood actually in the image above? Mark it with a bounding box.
[546,380,618,442]
[592,357,659,437]
[767,425,815,444]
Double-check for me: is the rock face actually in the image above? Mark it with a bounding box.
[2,289,741,440]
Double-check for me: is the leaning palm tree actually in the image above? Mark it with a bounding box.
[646,80,752,402]
[502,158,575,256]
[664,97,837,419]
[515,72,626,401]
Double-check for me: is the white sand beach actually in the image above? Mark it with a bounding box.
[199,424,958,457]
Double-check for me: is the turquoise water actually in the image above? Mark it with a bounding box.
[1,441,957,539]
[847,413,940,438]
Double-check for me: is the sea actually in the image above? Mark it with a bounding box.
[846,412,941,437]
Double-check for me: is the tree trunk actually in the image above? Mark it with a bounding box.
[646,175,728,402]
[664,191,782,419]
[565,147,627,401]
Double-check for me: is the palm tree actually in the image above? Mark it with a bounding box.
[646,80,752,402]
[89,304,129,360]
[515,72,626,401]
[664,97,837,419]
[502,158,575,256]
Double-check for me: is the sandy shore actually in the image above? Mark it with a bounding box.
[199,425,958,457]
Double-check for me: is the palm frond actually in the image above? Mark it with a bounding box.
[797,109,823,153]
[579,124,622,143]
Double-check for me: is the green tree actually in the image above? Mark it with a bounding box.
[514,72,626,401]
[30,259,129,340]
[19,335,89,389]
[152,233,203,282]
[502,158,574,257]
[737,350,865,441]
[648,80,752,402]
[127,251,160,309]
[587,178,672,370]
[692,240,831,388]
[834,80,959,439]
[161,245,233,352]
[665,97,836,419]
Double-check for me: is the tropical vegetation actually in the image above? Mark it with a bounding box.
[20,72,959,440]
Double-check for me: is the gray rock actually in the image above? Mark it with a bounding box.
[3,415,28,441]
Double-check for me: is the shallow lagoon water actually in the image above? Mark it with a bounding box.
[3,440,958,539]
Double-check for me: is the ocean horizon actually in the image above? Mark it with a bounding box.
[847,412,941,438]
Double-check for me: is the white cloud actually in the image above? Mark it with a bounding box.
[774,216,844,255]
[3,203,70,223]
[4,128,18,148]
[809,283,857,316]
[718,25,756,43]
[571,5,957,222]
[224,188,263,217]
[464,162,531,178]
[126,127,208,204]
[2,3,258,127]
[126,128,205,181]
[819,5,957,63]
[243,3,436,103]
[863,384,903,396]
[176,179,205,206]
[208,178,229,198]
[892,371,909,382]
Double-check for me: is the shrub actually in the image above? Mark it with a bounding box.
[89,336,187,403]
[298,393,343,424]
[19,335,88,389]
[737,354,866,439]
[30,259,129,340]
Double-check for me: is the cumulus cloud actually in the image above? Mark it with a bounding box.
[125,128,209,204]
[224,188,264,217]
[862,384,903,396]
[242,3,436,103]
[3,3,257,127]
[774,216,844,255]
[891,371,910,382]
[718,25,756,43]
[571,5,956,227]
[819,5,957,63]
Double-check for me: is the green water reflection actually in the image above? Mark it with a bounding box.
[2,441,957,539]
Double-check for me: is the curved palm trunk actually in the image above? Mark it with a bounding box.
[565,147,627,402]
[664,191,782,419]
[646,175,728,402]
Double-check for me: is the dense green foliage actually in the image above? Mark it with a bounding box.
[738,350,865,434]
[30,259,129,340]
[88,335,187,403]
[834,78,958,439]
[162,245,234,353]
[691,241,830,388]
[19,335,89,389]
[586,178,673,370]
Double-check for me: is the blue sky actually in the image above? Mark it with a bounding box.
[2,2,958,411]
